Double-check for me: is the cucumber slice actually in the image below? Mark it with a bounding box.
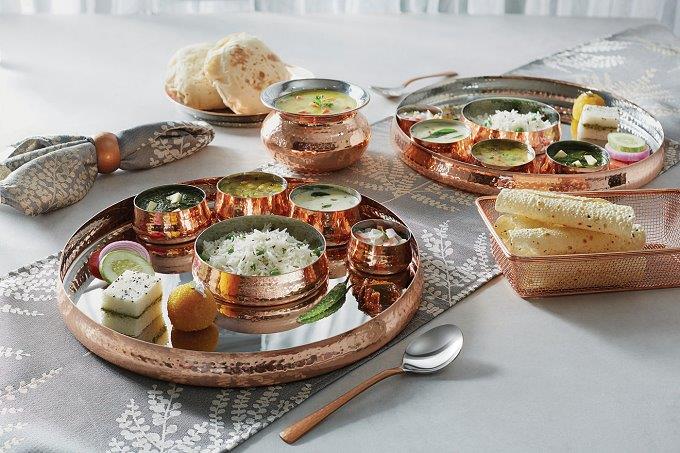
[99,250,154,283]
[607,132,647,153]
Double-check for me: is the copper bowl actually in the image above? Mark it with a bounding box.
[289,183,362,246]
[133,184,212,245]
[410,118,473,162]
[461,96,561,154]
[214,281,329,334]
[396,104,443,135]
[545,140,610,174]
[193,215,329,307]
[470,138,536,172]
[215,171,289,220]
[260,78,371,173]
[348,219,413,275]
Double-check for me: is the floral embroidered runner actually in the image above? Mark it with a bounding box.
[2,24,679,453]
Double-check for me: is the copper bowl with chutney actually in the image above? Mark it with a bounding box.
[289,183,362,246]
[215,171,289,220]
[260,78,371,173]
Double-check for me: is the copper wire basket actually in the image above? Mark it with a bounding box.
[476,189,680,297]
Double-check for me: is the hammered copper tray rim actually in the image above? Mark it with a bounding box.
[476,188,680,262]
[56,177,423,387]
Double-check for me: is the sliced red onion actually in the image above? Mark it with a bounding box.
[98,240,150,266]
[605,143,650,163]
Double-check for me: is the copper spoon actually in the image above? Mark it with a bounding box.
[371,71,458,99]
[279,324,464,444]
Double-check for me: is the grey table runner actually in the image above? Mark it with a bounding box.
[2,24,679,453]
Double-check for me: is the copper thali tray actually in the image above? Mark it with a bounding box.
[392,75,665,194]
[57,177,423,388]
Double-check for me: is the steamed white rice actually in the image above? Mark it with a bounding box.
[483,109,551,132]
[202,228,320,276]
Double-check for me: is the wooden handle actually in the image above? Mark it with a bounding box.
[93,132,120,174]
[279,367,403,444]
[403,71,458,87]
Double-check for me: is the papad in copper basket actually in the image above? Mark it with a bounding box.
[476,189,680,297]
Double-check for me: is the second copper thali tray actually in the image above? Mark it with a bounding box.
[57,177,422,388]
[392,75,665,194]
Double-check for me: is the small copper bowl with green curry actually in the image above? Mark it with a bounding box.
[133,184,212,245]
[545,140,610,174]
[470,139,536,172]
[215,171,289,220]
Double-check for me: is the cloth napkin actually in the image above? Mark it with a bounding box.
[0,121,214,215]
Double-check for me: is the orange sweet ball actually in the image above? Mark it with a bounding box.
[167,283,217,332]
[171,324,219,352]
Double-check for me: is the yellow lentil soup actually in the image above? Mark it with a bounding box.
[275,89,357,115]
[471,139,534,170]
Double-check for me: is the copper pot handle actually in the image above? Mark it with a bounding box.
[279,367,404,444]
[403,71,458,87]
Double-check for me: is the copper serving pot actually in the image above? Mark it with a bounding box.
[461,96,561,154]
[214,171,289,220]
[396,104,443,135]
[260,78,371,173]
[289,183,362,246]
[193,215,329,307]
[348,219,413,275]
[133,184,212,245]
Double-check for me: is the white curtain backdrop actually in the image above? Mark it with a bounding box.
[1,0,678,34]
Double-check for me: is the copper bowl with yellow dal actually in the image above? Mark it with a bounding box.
[470,139,535,171]
[215,171,289,220]
[260,78,371,172]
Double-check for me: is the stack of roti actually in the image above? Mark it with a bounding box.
[493,189,646,256]
[165,33,290,114]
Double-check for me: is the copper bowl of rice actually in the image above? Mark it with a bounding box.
[193,215,328,307]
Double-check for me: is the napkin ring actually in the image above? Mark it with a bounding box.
[94,132,121,173]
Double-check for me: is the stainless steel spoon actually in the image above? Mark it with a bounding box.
[279,324,464,444]
[371,71,458,99]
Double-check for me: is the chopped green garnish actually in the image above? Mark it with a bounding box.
[313,94,334,109]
